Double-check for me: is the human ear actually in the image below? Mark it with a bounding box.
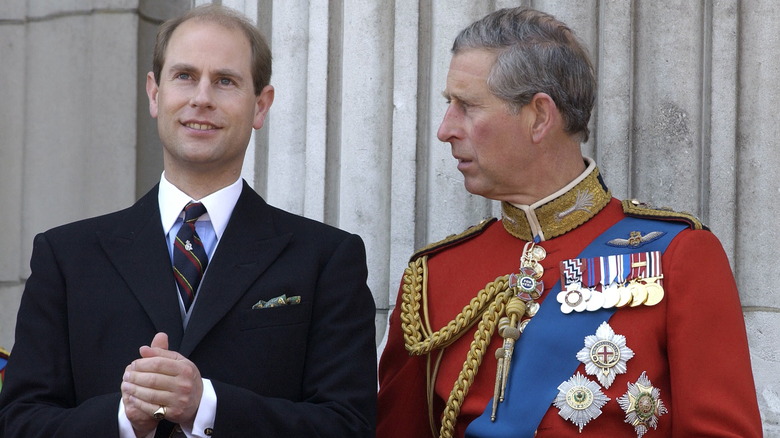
[146,72,159,119]
[252,85,275,130]
[529,92,558,144]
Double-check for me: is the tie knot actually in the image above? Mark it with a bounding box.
[183,202,207,223]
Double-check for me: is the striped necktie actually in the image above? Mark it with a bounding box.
[172,202,209,311]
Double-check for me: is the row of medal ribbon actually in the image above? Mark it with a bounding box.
[556,251,665,313]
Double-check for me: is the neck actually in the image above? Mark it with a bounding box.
[163,169,241,200]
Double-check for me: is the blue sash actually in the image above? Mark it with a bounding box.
[466,217,687,438]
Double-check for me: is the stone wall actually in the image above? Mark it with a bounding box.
[1,0,777,433]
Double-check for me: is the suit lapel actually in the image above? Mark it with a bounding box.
[179,183,291,356]
[97,187,185,350]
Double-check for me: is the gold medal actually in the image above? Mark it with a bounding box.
[629,283,648,307]
[643,277,665,306]
[616,284,633,307]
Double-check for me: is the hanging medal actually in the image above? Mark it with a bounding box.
[618,371,668,438]
[586,256,612,311]
[492,242,546,421]
[557,257,590,313]
[643,251,665,305]
[602,255,623,309]
[576,321,634,388]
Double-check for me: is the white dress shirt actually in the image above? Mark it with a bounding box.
[118,173,243,438]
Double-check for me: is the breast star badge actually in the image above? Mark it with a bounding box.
[576,321,634,388]
[617,371,668,438]
[553,372,610,432]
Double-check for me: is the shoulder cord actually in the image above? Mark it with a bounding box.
[401,256,512,438]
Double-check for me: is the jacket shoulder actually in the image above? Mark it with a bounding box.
[410,218,497,261]
[621,199,708,231]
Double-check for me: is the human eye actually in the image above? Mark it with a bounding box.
[175,72,191,80]
[217,77,235,86]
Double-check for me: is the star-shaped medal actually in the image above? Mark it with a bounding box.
[553,372,610,432]
[617,371,667,438]
[576,321,634,388]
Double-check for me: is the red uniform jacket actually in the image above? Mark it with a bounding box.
[378,167,761,438]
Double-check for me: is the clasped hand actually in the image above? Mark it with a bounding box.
[121,332,203,437]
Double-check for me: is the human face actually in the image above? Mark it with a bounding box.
[146,19,273,178]
[437,49,537,202]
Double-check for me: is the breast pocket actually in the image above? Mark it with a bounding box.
[239,301,312,331]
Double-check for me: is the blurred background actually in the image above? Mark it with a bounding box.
[0,0,778,433]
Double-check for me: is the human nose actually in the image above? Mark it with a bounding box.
[189,79,215,109]
[437,104,460,143]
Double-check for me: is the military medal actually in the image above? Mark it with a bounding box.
[510,267,544,301]
[557,282,591,313]
[618,371,667,438]
[576,321,634,388]
[492,242,546,421]
[558,250,666,313]
[553,373,610,432]
[643,278,664,306]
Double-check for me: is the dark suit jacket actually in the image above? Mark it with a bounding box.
[0,182,377,437]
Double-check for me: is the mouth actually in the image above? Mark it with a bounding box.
[182,121,220,131]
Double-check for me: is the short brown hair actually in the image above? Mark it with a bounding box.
[152,4,272,95]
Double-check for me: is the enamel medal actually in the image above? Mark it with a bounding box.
[576,322,634,388]
[618,371,668,438]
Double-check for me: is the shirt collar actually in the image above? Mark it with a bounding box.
[158,172,243,240]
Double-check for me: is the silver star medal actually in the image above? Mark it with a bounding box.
[184,240,193,251]
[576,321,634,388]
[617,371,667,438]
[554,372,610,432]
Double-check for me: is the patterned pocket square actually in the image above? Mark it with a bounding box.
[252,294,301,309]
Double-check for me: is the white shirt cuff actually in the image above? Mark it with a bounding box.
[118,398,155,438]
[181,378,217,438]
[117,378,216,438]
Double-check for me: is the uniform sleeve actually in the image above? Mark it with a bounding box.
[664,229,762,437]
[377,280,435,438]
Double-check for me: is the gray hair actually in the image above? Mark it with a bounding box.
[453,8,595,142]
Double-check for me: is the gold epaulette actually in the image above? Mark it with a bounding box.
[621,199,708,231]
[410,218,497,261]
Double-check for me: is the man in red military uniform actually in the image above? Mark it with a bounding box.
[377,7,762,438]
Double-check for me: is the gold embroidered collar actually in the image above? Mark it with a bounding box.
[501,158,611,242]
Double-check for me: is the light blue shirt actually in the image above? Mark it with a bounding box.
[158,173,243,326]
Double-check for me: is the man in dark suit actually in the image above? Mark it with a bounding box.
[0,5,376,438]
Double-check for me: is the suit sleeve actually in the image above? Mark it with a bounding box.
[208,233,377,437]
[664,229,762,437]
[0,233,122,437]
[376,279,434,438]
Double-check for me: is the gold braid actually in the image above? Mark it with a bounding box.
[401,256,513,437]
